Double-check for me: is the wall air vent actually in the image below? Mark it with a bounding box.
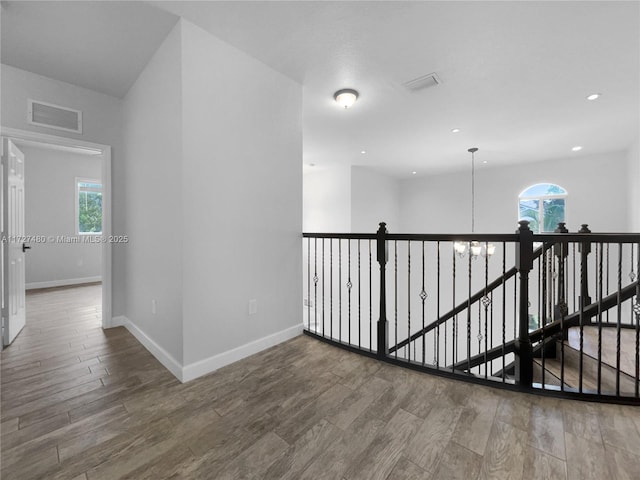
[28,99,83,134]
[403,72,442,92]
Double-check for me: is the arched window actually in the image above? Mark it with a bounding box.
[518,183,567,233]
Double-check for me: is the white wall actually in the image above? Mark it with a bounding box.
[1,65,121,145]
[119,19,303,380]
[303,164,351,232]
[400,151,630,234]
[23,145,101,287]
[1,64,124,314]
[628,140,640,231]
[302,165,399,233]
[180,20,302,369]
[122,22,184,364]
[351,166,400,233]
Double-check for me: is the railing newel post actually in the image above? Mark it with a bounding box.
[515,220,534,388]
[578,224,592,308]
[376,222,388,358]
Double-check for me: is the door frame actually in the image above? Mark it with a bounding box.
[0,126,113,330]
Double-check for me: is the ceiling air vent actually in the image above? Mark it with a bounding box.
[28,99,83,134]
[403,72,442,92]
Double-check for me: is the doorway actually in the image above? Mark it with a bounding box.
[1,127,112,347]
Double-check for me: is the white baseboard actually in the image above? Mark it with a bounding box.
[108,315,183,381]
[181,323,303,382]
[109,315,127,328]
[106,317,302,383]
[26,276,102,290]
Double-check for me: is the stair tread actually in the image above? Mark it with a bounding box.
[534,356,637,395]
[566,326,639,379]
[534,357,599,391]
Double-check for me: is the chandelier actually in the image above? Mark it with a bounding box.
[454,147,495,258]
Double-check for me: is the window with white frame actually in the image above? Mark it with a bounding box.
[76,178,102,234]
[518,183,567,233]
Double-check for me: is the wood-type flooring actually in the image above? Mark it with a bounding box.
[2,284,639,479]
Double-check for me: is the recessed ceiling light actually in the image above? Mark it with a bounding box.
[451,128,461,133]
[572,146,583,152]
[334,89,359,109]
[361,150,366,154]
[482,160,487,164]
[412,171,417,175]
[586,93,601,101]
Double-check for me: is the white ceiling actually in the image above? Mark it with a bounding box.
[0,1,178,98]
[2,1,639,177]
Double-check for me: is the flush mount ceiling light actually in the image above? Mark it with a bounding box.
[334,89,359,109]
[360,150,366,154]
[586,93,601,101]
[451,128,461,133]
[572,145,583,152]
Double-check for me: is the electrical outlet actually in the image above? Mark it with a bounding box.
[151,299,157,315]
[249,299,257,315]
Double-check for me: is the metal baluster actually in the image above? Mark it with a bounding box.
[597,242,603,394]
[314,238,318,334]
[477,301,482,376]
[560,242,566,392]
[572,242,579,312]
[538,252,542,330]
[548,248,552,325]
[330,239,333,340]
[551,247,556,318]
[502,242,506,382]
[606,244,610,324]
[565,244,569,321]
[358,239,361,349]
[513,271,517,342]
[635,241,640,398]
[617,243,622,396]
[476,303,481,376]
[579,239,586,393]
[395,241,398,360]
[408,241,411,362]
[546,246,556,320]
[348,240,352,345]
[483,243,489,378]
[339,240,342,342]
[307,237,311,331]
[467,253,472,372]
[322,238,325,337]
[630,244,635,330]
[453,246,457,366]
[437,241,441,369]
[369,239,372,352]
[541,246,547,388]
[421,241,426,366]
[490,290,494,377]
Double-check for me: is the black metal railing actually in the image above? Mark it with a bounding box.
[303,221,640,404]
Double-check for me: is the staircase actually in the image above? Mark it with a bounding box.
[303,222,640,404]
[534,326,638,395]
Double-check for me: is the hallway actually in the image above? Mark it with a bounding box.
[1,285,639,479]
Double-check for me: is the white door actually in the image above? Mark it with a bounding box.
[2,138,27,346]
